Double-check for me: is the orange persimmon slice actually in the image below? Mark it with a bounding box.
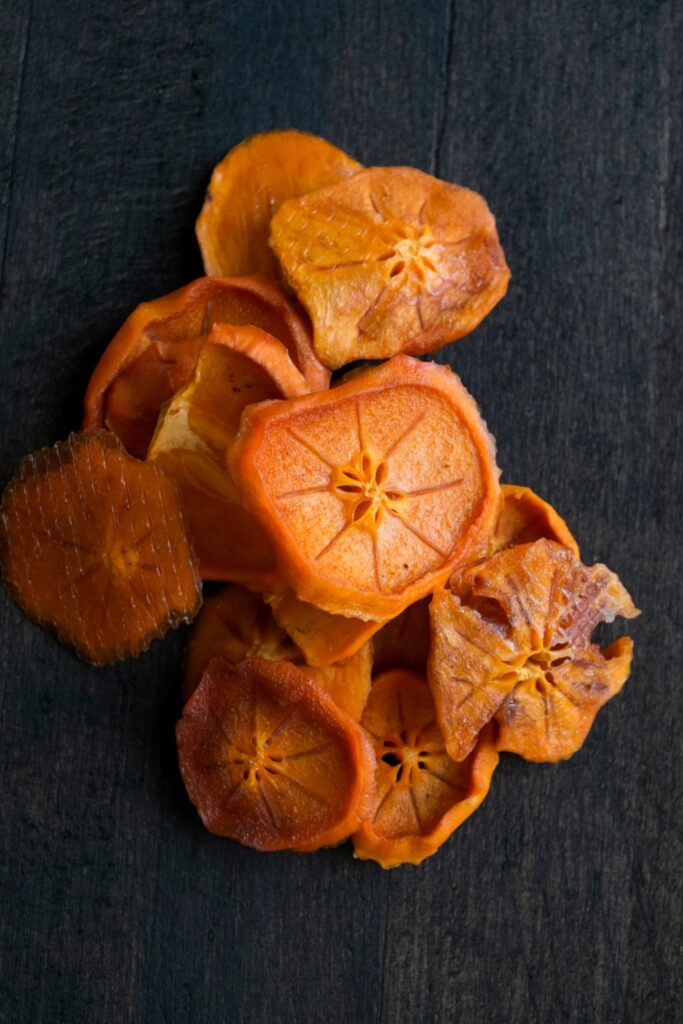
[197,129,362,281]
[270,166,510,369]
[0,431,201,664]
[177,656,375,851]
[230,355,500,621]
[371,598,431,677]
[83,276,328,457]
[429,539,639,763]
[481,483,579,559]
[148,324,309,586]
[353,671,498,867]
[267,590,384,668]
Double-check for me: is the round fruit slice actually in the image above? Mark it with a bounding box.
[267,590,384,668]
[353,671,498,867]
[83,276,328,457]
[0,431,201,665]
[177,656,376,852]
[270,166,510,369]
[196,130,362,280]
[230,355,500,620]
[479,483,579,559]
[429,539,639,763]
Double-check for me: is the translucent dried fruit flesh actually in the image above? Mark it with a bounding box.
[371,598,431,677]
[353,671,498,867]
[197,129,362,281]
[230,355,500,621]
[0,431,201,665]
[429,540,639,762]
[270,166,510,369]
[177,656,375,851]
[148,325,309,586]
[83,276,327,458]
[479,483,579,559]
[267,590,384,668]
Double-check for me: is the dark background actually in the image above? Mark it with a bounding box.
[1,1,681,1021]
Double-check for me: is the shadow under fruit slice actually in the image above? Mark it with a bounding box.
[270,166,510,369]
[83,276,327,458]
[353,670,498,867]
[0,431,201,665]
[370,598,431,677]
[177,656,375,852]
[429,539,640,763]
[479,483,579,560]
[229,355,500,621]
[197,129,362,281]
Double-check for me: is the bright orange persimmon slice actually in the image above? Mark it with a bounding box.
[229,355,500,621]
[371,598,431,677]
[480,483,579,559]
[148,324,309,586]
[177,656,375,852]
[0,431,201,664]
[429,539,639,763]
[196,130,362,281]
[353,671,498,867]
[270,166,510,369]
[83,276,328,457]
[266,590,384,668]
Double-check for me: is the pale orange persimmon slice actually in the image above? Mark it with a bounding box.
[229,355,500,621]
[148,324,309,586]
[480,483,579,559]
[371,598,431,677]
[197,130,362,281]
[353,671,498,867]
[267,590,384,668]
[83,276,328,457]
[270,166,510,369]
[177,656,375,851]
[429,539,639,763]
[0,431,201,664]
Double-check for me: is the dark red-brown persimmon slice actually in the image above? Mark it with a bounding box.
[177,656,376,852]
[0,431,201,664]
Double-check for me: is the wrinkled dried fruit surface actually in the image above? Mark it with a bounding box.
[197,129,362,281]
[177,656,375,851]
[371,598,431,677]
[429,540,639,762]
[267,590,384,668]
[270,166,510,369]
[479,483,579,559]
[353,671,498,867]
[83,276,326,457]
[0,431,201,664]
[230,355,500,620]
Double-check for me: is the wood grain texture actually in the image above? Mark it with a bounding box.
[0,1,680,1022]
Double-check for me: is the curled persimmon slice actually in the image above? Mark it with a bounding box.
[270,166,510,369]
[267,590,384,668]
[197,130,362,281]
[177,656,375,852]
[83,276,328,457]
[230,355,500,621]
[371,598,431,677]
[429,539,639,763]
[0,431,201,665]
[353,671,498,867]
[479,483,579,559]
[148,324,309,586]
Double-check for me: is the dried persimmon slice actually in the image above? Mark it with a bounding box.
[83,276,328,457]
[267,590,384,668]
[270,166,510,369]
[429,539,639,763]
[177,656,375,852]
[230,355,500,620]
[353,671,498,867]
[371,598,431,677]
[197,130,362,281]
[0,431,201,665]
[480,483,579,559]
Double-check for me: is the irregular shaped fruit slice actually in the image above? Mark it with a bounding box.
[478,483,579,559]
[353,671,498,867]
[0,431,201,664]
[177,656,375,851]
[429,539,639,763]
[267,590,384,668]
[270,166,510,369]
[83,276,328,457]
[230,355,500,620]
[197,130,362,281]
[371,598,431,676]
[148,324,308,586]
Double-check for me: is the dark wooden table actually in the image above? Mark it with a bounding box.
[1,2,680,1021]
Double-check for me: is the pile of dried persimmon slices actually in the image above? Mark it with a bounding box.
[0,130,639,867]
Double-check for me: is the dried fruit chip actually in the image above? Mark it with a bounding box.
[177,656,375,851]
[230,355,500,620]
[196,130,362,280]
[0,431,201,664]
[353,670,498,867]
[270,166,510,368]
[371,598,431,676]
[429,539,639,762]
[479,483,579,559]
[83,276,328,457]
[267,590,384,668]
